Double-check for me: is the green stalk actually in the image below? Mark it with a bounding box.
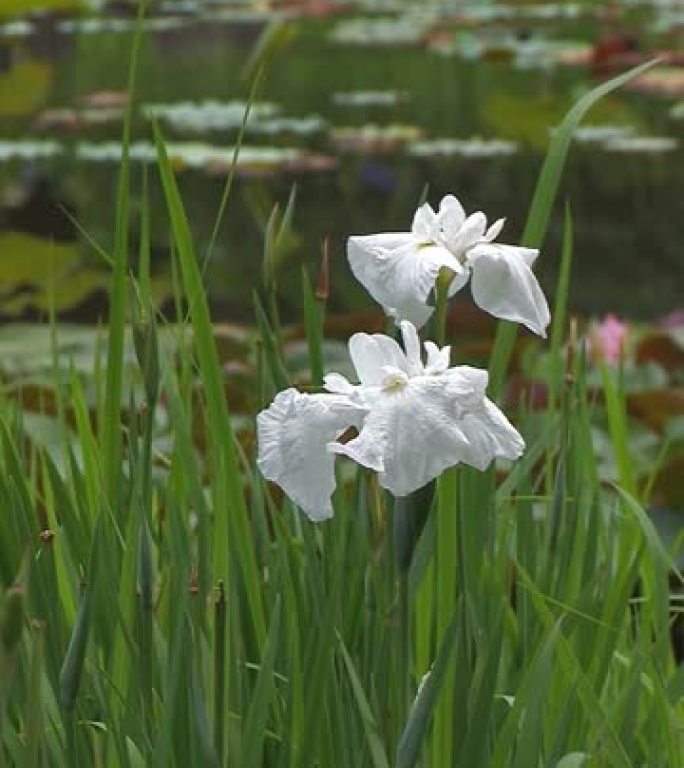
[213,582,227,764]
[433,269,452,347]
[397,552,411,729]
[431,274,457,766]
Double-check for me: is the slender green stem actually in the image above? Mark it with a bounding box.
[434,270,452,347]
[397,571,411,727]
[214,582,227,764]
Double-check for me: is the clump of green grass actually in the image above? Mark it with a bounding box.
[0,33,680,768]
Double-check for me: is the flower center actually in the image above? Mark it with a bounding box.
[380,369,409,393]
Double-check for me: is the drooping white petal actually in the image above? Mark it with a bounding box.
[257,389,363,521]
[467,244,550,337]
[349,332,408,386]
[328,416,386,472]
[457,398,525,470]
[347,234,462,328]
[389,297,436,329]
[447,265,472,298]
[323,372,356,395]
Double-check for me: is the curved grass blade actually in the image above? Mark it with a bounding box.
[488,59,659,397]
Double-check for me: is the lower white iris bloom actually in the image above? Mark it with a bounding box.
[347,194,550,336]
[257,321,524,521]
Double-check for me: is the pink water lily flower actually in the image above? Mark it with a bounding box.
[590,314,628,364]
[347,194,550,336]
[257,320,525,521]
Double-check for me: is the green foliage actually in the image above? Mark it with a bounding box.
[1,48,683,768]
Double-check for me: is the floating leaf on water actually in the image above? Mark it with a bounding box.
[143,99,279,132]
[514,39,593,71]
[0,60,53,118]
[247,115,327,137]
[0,0,86,17]
[670,101,684,120]
[628,67,684,98]
[570,124,636,143]
[408,136,518,158]
[75,140,157,163]
[427,30,484,60]
[0,233,80,287]
[330,17,428,46]
[332,90,408,107]
[0,232,173,317]
[331,123,423,152]
[627,389,684,433]
[601,136,678,154]
[78,90,129,109]
[0,20,34,37]
[34,106,124,132]
[0,138,329,176]
[159,0,201,13]
[485,92,641,149]
[57,16,186,34]
[636,331,684,372]
[0,140,62,161]
[199,8,275,25]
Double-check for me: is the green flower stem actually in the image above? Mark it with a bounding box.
[434,268,453,347]
[398,568,411,727]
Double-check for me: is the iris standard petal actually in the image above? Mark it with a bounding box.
[257,389,363,521]
[484,218,505,242]
[423,341,451,374]
[411,203,438,241]
[399,320,424,375]
[450,211,488,255]
[347,234,462,328]
[349,332,408,386]
[436,195,466,242]
[467,244,550,337]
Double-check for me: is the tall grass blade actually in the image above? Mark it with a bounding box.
[488,60,658,397]
[397,612,458,768]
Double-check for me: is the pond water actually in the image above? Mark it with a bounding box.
[0,0,683,324]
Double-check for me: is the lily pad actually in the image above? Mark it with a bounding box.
[601,136,678,154]
[628,67,684,98]
[408,137,518,158]
[627,389,684,433]
[331,123,423,153]
[332,90,408,108]
[0,60,53,118]
[143,100,279,133]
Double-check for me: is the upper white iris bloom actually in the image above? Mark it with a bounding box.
[347,194,550,336]
[257,320,524,521]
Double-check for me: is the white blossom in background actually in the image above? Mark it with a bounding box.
[347,194,550,336]
[257,321,524,521]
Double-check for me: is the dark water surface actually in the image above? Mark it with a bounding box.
[0,2,682,324]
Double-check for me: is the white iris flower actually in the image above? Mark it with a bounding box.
[347,194,550,336]
[257,321,524,521]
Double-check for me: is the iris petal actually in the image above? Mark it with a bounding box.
[347,234,461,329]
[349,333,408,386]
[334,365,521,497]
[467,244,550,336]
[257,389,363,520]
